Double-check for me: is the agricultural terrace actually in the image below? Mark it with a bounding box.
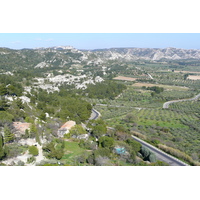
[113,76,137,81]
[103,63,200,163]
[187,75,200,80]
[103,106,200,160]
[174,71,200,74]
[132,83,189,91]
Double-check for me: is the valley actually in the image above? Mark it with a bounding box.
[1,46,200,166]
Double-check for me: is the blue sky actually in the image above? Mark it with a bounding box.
[1,33,200,50]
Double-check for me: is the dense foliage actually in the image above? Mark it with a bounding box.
[85,81,127,99]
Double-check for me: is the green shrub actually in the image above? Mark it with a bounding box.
[99,136,114,149]
[94,148,111,158]
[28,145,39,156]
[27,156,36,163]
[148,153,157,163]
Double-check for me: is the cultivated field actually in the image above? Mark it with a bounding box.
[187,75,200,80]
[175,70,200,74]
[113,76,137,81]
[132,83,189,91]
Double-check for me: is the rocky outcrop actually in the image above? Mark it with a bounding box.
[89,47,200,61]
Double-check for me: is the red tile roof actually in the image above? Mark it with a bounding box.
[59,121,76,130]
[13,122,31,133]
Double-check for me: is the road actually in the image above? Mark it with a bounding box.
[132,135,189,166]
[163,93,200,108]
[89,109,101,120]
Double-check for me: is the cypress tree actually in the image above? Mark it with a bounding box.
[0,133,4,159]
[4,126,15,143]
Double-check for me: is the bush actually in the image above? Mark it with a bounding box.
[148,153,157,163]
[79,140,97,150]
[86,154,95,165]
[94,148,111,158]
[5,143,25,158]
[27,156,36,163]
[17,160,25,166]
[95,156,112,166]
[28,145,39,156]
[42,141,64,160]
[98,136,114,149]
[140,146,151,159]
[126,139,141,153]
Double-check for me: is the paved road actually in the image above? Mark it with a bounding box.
[163,93,200,108]
[132,135,189,166]
[89,109,101,120]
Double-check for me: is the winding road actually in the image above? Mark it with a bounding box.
[163,93,200,109]
[89,109,101,120]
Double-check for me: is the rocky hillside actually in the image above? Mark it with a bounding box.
[90,47,200,61]
[1,46,200,72]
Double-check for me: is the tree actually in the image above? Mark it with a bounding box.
[0,133,5,160]
[16,98,24,109]
[115,125,127,132]
[91,119,107,138]
[126,139,141,153]
[24,129,30,139]
[151,92,155,97]
[30,124,41,144]
[140,146,151,159]
[42,140,64,160]
[95,156,111,166]
[94,148,111,158]
[39,113,46,121]
[0,98,9,111]
[28,145,39,156]
[148,153,157,163]
[0,84,7,95]
[30,124,37,137]
[69,124,87,137]
[129,150,136,162]
[27,156,36,163]
[92,124,107,138]
[124,113,137,123]
[3,125,15,143]
[115,131,129,141]
[184,74,189,80]
[99,136,114,149]
[86,154,95,165]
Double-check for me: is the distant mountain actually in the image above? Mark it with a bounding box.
[90,47,200,61]
[1,46,200,71]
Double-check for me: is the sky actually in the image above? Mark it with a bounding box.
[1,33,200,50]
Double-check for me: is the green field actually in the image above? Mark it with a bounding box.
[61,140,89,165]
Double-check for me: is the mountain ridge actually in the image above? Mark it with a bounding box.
[1,46,200,68]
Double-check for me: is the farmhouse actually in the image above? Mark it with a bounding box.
[57,120,76,137]
[13,122,31,136]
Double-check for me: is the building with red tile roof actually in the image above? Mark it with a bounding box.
[13,122,31,134]
[57,120,76,137]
